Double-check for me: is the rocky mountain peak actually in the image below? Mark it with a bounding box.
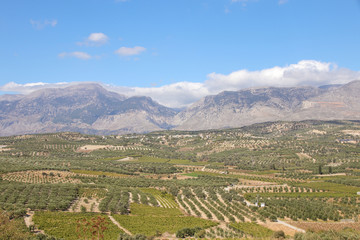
[0,80,359,136]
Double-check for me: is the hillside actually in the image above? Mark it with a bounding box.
[0,83,177,136]
[175,81,360,130]
[0,81,360,136]
[0,120,359,239]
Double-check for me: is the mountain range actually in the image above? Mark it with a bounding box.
[0,80,359,136]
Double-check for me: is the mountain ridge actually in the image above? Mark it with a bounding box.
[0,80,359,136]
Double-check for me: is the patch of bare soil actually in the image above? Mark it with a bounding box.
[314,173,346,177]
[24,209,45,234]
[342,130,360,136]
[117,156,135,162]
[287,221,360,232]
[309,129,327,135]
[296,153,316,163]
[260,221,300,236]
[76,145,112,153]
[161,232,176,239]
[0,145,11,151]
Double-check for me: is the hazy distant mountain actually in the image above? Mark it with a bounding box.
[0,81,359,136]
[174,80,360,130]
[0,83,177,136]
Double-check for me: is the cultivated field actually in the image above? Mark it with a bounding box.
[0,120,360,239]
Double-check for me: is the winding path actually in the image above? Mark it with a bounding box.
[108,214,132,235]
[277,220,306,233]
[24,209,45,234]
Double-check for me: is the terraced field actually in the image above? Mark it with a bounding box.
[0,120,360,239]
[140,188,178,208]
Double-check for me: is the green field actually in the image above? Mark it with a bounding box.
[229,222,273,238]
[1,120,360,239]
[113,203,217,236]
[297,181,360,194]
[140,188,178,208]
[33,212,122,240]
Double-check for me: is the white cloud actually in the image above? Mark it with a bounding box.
[30,19,57,30]
[1,60,359,108]
[0,82,72,94]
[78,33,109,46]
[115,46,146,56]
[109,82,210,108]
[58,51,92,60]
[205,60,360,93]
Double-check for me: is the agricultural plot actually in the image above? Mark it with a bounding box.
[99,188,131,214]
[297,181,360,195]
[229,222,274,239]
[205,225,245,239]
[177,187,257,223]
[112,203,217,236]
[255,197,360,221]
[70,169,131,178]
[1,120,360,239]
[79,187,108,199]
[69,197,102,213]
[99,187,159,214]
[33,212,122,240]
[1,170,82,184]
[136,156,207,166]
[0,182,77,211]
[287,221,360,232]
[76,145,152,153]
[140,188,178,208]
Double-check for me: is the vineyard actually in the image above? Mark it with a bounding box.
[112,203,217,236]
[0,120,360,239]
[0,181,77,211]
[140,188,178,208]
[33,212,122,240]
[2,170,82,184]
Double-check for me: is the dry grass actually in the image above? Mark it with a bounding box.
[260,221,299,236]
[287,221,360,232]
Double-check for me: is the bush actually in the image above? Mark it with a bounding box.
[273,230,285,239]
[176,227,202,238]
[194,229,206,238]
[80,205,86,213]
[118,233,147,240]
[269,215,277,222]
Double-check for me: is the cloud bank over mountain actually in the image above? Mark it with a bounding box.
[1,60,359,108]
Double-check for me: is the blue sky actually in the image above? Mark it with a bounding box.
[1,0,360,107]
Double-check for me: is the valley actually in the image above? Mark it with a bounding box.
[0,120,360,239]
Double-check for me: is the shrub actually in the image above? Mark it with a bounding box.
[273,230,285,239]
[80,205,86,213]
[176,227,202,238]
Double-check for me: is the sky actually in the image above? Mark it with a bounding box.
[1,0,360,108]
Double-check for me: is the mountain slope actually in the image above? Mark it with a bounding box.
[0,80,360,136]
[0,83,177,136]
[290,80,360,121]
[174,81,360,130]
